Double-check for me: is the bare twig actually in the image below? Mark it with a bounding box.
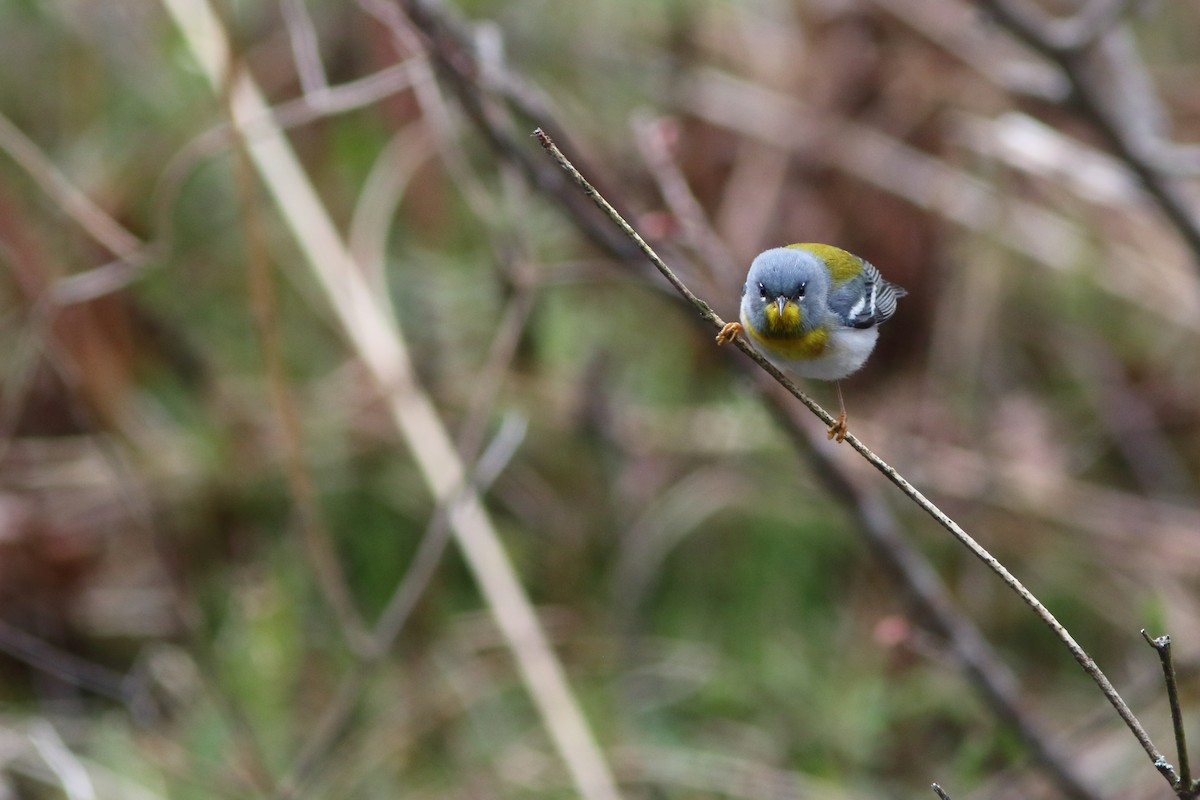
[534,126,1173,789]
[1141,630,1196,795]
[931,783,952,800]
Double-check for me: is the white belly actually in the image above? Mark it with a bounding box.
[766,326,879,381]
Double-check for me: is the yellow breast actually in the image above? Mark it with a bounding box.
[745,316,829,360]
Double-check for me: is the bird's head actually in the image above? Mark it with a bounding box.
[741,248,829,336]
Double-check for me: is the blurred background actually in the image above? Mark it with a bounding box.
[2,0,1199,797]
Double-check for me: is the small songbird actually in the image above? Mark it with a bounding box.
[716,243,906,441]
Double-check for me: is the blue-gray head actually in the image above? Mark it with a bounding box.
[740,247,831,337]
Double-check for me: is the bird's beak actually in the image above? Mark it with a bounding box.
[775,296,788,318]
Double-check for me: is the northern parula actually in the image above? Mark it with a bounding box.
[716,243,906,441]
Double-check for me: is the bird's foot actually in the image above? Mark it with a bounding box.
[827,413,849,443]
[715,322,743,345]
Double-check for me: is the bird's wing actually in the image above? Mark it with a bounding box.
[828,259,906,329]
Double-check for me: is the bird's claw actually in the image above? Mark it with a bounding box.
[715,322,743,345]
[827,413,849,443]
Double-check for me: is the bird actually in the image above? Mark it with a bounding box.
[715,243,906,442]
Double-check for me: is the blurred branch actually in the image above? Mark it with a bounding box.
[535,125,1169,793]
[0,110,157,306]
[931,783,953,800]
[987,0,1150,52]
[29,721,96,800]
[2,727,165,800]
[975,0,1200,267]
[1141,630,1198,797]
[157,3,623,799]
[0,620,140,710]
[768,389,1099,800]
[387,0,645,265]
[357,0,507,228]
[280,0,329,100]
[0,112,142,261]
[347,123,436,300]
[630,111,737,279]
[867,0,1067,99]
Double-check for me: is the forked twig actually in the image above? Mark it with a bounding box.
[533,126,1176,789]
[1142,630,1196,795]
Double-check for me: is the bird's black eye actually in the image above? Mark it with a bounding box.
[757,282,767,299]
[795,281,807,299]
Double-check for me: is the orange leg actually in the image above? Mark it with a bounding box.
[715,321,743,345]
[827,381,849,442]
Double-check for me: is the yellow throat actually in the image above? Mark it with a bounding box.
[750,299,829,359]
[764,297,803,333]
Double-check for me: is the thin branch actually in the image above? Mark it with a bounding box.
[931,784,952,800]
[1141,630,1194,794]
[534,126,1174,788]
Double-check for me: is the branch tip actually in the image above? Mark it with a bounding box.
[1143,629,1190,788]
